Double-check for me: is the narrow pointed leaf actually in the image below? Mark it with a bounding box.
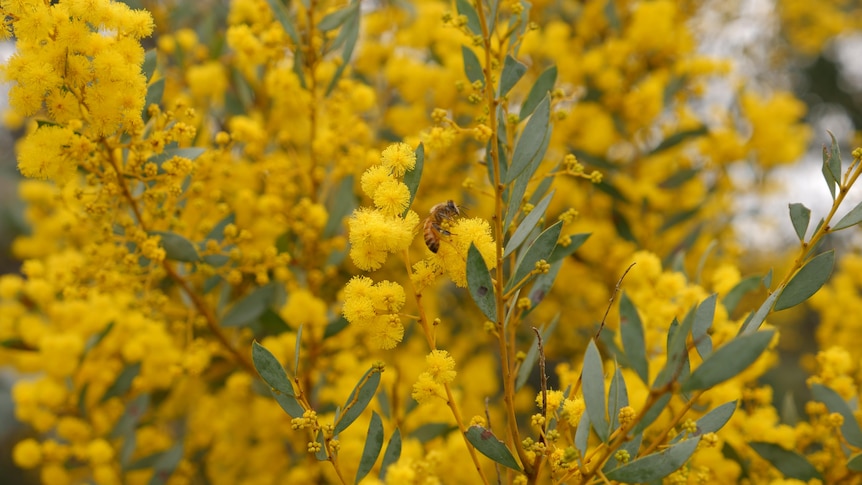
[671,400,737,444]
[682,330,774,391]
[693,294,717,359]
[723,275,761,314]
[355,412,384,484]
[252,341,304,417]
[455,0,482,35]
[222,283,279,327]
[788,203,811,240]
[324,175,356,237]
[467,243,497,321]
[605,436,701,482]
[102,363,141,402]
[575,409,590,458]
[848,453,862,472]
[633,393,671,435]
[811,383,862,447]
[833,199,862,230]
[619,292,648,383]
[461,46,484,85]
[465,426,522,471]
[505,190,555,257]
[150,231,199,262]
[335,368,381,434]
[654,313,693,390]
[506,95,550,184]
[402,144,424,217]
[774,251,834,311]
[608,365,629,433]
[750,442,822,481]
[318,4,354,30]
[603,433,642,471]
[548,232,590,263]
[526,259,562,310]
[738,288,781,335]
[582,339,609,442]
[521,66,557,118]
[379,429,402,480]
[507,221,562,291]
[499,55,527,96]
[264,0,300,43]
[147,443,184,485]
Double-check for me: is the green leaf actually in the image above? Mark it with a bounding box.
[681,330,774,391]
[379,428,402,480]
[335,367,381,434]
[612,207,638,243]
[608,365,629,433]
[318,4,354,30]
[659,168,699,189]
[723,275,761,314]
[604,433,643,471]
[619,292,648,384]
[848,453,862,472]
[750,442,823,481]
[671,401,736,445]
[605,436,701,482]
[455,0,482,35]
[788,203,811,240]
[833,199,862,230]
[547,232,590,263]
[84,321,114,354]
[251,341,304,417]
[143,78,164,120]
[505,190,554,258]
[654,312,694,390]
[649,126,708,155]
[692,294,717,359]
[499,55,527,96]
[506,95,550,184]
[411,423,453,443]
[355,412,384,484]
[521,66,557,119]
[508,221,562,291]
[323,175,356,238]
[147,443,184,485]
[822,132,841,200]
[575,409,590,458]
[738,288,781,335]
[810,383,862,448]
[112,394,149,441]
[222,283,280,327]
[659,206,700,232]
[503,127,552,229]
[633,393,671,435]
[264,0,299,44]
[402,144,424,217]
[465,426,522,471]
[461,45,484,85]
[142,49,157,82]
[582,339,609,442]
[102,362,141,402]
[149,231,200,263]
[516,314,560,390]
[525,259,562,310]
[466,243,497,321]
[324,316,349,339]
[325,2,360,95]
[774,251,834,311]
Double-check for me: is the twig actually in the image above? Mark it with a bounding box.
[595,262,636,341]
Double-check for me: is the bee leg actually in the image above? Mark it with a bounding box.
[432,223,453,237]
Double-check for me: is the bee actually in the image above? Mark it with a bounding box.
[423,200,462,253]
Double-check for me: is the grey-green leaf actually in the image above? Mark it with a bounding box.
[582,339,609,442]
[821,132,841,200]
[750,442,823,481]
[507,221,562,291]
[379,428,402,480]
[848,453,862,472]
[467,243,497,321]
[318,3,354,30]
[222,283,280,327]
[738,288,781,335]
[264,0,300,44]
[324,175,356,238]
[619,292,648,384]
[147,443,184,485]
[696,400,737,435]
[788,203,811,240]
[634,393,671,435]
[833,199,862,231]
[150,231,200,263]
[506,95,550,184]
[335,367,381,434]
[461,46,484,85]
[605,436,701,482]
[575,409,590,458]
[608,364,629,433]
[811,383,862,448]
[355,412,384,484]
[692,294,717,359]
[723,275,761,314]
[499,55,527,96]
[252,341,304,417]
[465,426,522,471]
[547,232,590,263]
[324,2,360,95]
[455,0,482,35]
[521,66,557,119]
[505,190,555,258]
[774,250,834,311]
[682,330,774,392]
[402,144,424,218]
[102,362,141,402]
[143,78,164,121]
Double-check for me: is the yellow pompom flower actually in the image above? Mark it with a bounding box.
[412,372,446,404]
[435,217,496,287]
[12,438,42,469]
[563,397,586,427]
[372,178,411,217]
[425,350,456,384]
[380,142,416,177]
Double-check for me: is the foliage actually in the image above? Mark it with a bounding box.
[0,0,861,484]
